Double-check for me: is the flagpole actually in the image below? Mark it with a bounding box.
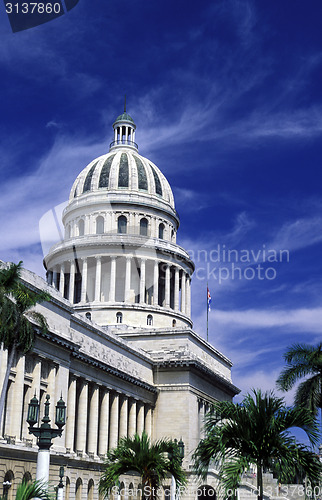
[206,282,209,342]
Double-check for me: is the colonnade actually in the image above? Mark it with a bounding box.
[113,124,136,145]
[65,374,152,458]
[0,350,153,458]
[47,255,192,317]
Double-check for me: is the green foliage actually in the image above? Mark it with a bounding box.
[15,480,50,500]
[276,343,322,415]
[99,432,186,499]
[0,261,49,353]
[193,390,322,500]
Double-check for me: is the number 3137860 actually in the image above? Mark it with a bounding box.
[5,3,62,14]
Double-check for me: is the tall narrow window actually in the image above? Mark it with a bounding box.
[118,215,127,234]
[96,216,104,234]
[159,223,164,239]
[78,219,84,236]
[140,218,148,236]
[116,312,123,324]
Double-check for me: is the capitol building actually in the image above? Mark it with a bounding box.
[0,110,239,500]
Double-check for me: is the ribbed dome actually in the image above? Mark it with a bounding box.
[69,149,175,209]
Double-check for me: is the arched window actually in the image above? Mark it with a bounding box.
[116,312,123,324]
[172,319,176,327]
[88,480,94,500]
[22,472,32,484]
[129,483,134,500]
[78,219,84,236]
[65,478,70,500]
[140,218,148,236]
[147,314,153,326]
[3,471,14,500]
[159,223,164,239]
[119,482,125,500]
[96,216,104,234]
[75,478,82,500]
[85,312,92,321]
[118,215,127,234]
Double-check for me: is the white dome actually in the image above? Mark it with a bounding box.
[69,149,175,210]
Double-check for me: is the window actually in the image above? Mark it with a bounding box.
[147,314,153,326]
[172,319,176,327]
[83,163,97,193]
[116,312,123,324]
[118,153,129,188]
[85,312,91,321]
[96,216,104,234]
[158,223,164,239]
[140,218,148,236]
[118,215,127,234]
[78,219,84,236]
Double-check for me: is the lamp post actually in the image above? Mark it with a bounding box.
[56,466,64,500]
[169,438,185,500]
[27,393,66,483]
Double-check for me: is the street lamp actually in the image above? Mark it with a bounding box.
[169,438,185,500]
[56,466,64,500]
[27,393,66,483]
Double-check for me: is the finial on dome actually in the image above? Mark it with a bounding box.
[124,95,126,113]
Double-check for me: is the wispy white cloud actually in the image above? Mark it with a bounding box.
[213,306,322,333]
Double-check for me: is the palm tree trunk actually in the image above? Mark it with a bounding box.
[256,460,263,500]
[0,345,17,430]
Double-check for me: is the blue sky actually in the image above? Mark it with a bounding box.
[1,0,322,440]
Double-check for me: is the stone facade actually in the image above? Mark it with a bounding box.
[0,110,239,500]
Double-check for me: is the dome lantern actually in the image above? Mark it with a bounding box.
[110,100,137,151]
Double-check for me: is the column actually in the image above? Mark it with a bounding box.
[186,277,191,317]
[69,260,75,304]
[81,258,88,303]
[125,257,131,302]
[125,126,129,142]
[114,128,117,142]
[139,259,146,304]
[53,364,69,451]
[65,376,77,453]
[29,356,41,445]
[145,406,152,438]
[109,257,116,302]
[153,261,159,306]
[59,263,65,295]
[52,267,57,289]
[181,272,186,314]
[9,355,25,440]
[88,385,99,457]
[94,256,102,302]
[137,402,144,435]
[109,392,119,449]
[98,389,110,457]
[47,363,56,423]
[174,267,180,310]
[85,215,90,234]
[165,264,170,308]
[199,400,205,439]
[0,348,8,436]
[119,396,128,439]
[128,400,137,437]
[76,380,88,455]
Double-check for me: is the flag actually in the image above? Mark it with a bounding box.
[207,286,212,312]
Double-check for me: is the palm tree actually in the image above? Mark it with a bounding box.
[193,390,321,500]
[276,343,322,430]
[0,261,49,424]
[99,432,186,500]
[15,479,50,500]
